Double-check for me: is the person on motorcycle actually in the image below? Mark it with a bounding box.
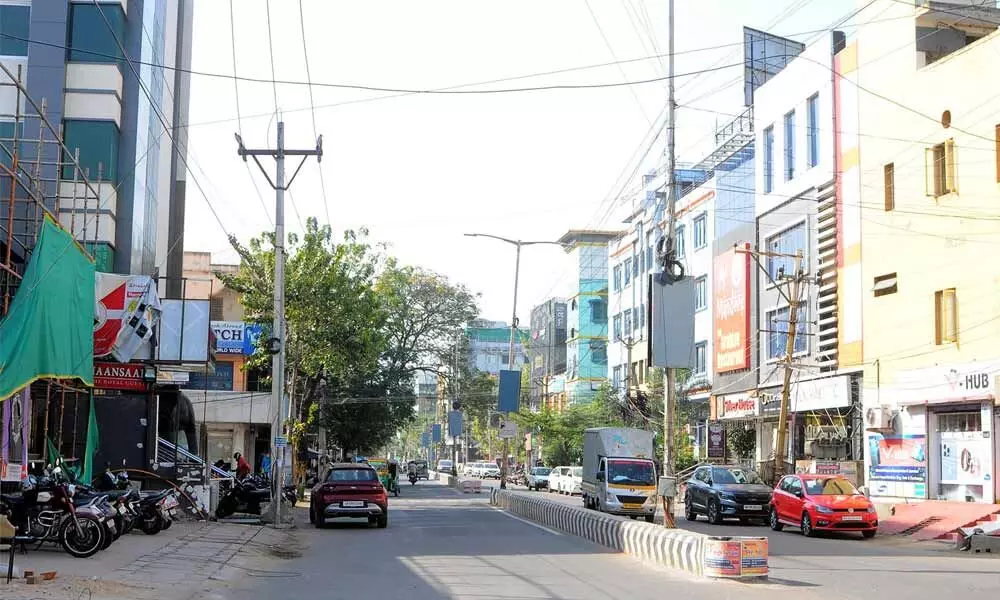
[387,460,399,493]
[234,452,251,479]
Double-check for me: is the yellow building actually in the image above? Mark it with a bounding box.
[849,0,1000,504]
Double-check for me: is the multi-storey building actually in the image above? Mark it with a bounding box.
[851,0,1000,505]
[465,320,529,375]
[527,298,567,411]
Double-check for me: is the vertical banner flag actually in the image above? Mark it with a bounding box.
[497,369,521,414]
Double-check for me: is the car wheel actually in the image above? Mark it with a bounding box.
[684,498,698,522]
[801,512,816,538]
[769,507,784,531]
[377,514,388,529]
[862,529,876,539]
[708,499,723,525]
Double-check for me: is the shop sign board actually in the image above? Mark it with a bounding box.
[866,433,927,499]
[94,362,148,392]
[713,246,751,373]
[757,376,850,416]
[719,393,757,419]
[707,422,726,458]
[891,360,1000,405]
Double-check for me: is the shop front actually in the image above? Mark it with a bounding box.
[710,392,760,466]
[865,360,998,504]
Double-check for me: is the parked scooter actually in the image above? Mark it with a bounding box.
[215,476,270,519]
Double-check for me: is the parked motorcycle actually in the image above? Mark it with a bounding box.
[0,468,107,558]
[137,489,178,535]
[215,477,270,519]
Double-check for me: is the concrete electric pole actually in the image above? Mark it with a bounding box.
[662,0,678,529]
[236,122,322,526]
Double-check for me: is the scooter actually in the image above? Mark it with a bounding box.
[408,472,418,486]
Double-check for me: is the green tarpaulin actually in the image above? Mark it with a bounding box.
[0,217,95,400]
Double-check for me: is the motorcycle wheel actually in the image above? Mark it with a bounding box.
[101,522,115,550]
[141,516,162,535]
[160,518,172,530]
[60,516,105,558]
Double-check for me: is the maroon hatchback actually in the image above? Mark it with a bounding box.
[309,463,389,529]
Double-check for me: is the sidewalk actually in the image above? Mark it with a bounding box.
[1,521,301,600]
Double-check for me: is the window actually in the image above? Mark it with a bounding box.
[612,314,622,341]
[638,303,645,329]
[694,276,707,311]
[763,126,774,193]
[623,258,632,285]
[693,214,707,249]
[210,296,224,321]
[935,288,957,345]
[500,353,510,365]
[613,265,623,291]
[765,222,806,281]
[590,341,608,365]
[67,3,126,65]
[694,342,707,375]
[766,305,808,360]
[784,110,796,181]
[646,231,655,271]
[0,5,30,56]
[925,139,956,197]
[62,120,120,182]
[589,298,607,324]
[884,163,895,211]
[807,94,819,168]
[633,307,641,331]
[675,225,686,258]
[623,308,632,334]
[327,468,378,482]
[612,365,623,389]
[873,273,898,297]
[632,254,640,277]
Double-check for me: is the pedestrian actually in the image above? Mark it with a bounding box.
[261,450,272,478]
[234,452,251,479]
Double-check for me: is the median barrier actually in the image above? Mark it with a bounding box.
[490,488,768,580]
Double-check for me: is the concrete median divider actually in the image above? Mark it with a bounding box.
[490,488,768,580]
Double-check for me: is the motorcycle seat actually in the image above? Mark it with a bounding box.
[0,494,23,505]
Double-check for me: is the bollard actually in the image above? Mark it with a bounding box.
[702,536,768,579]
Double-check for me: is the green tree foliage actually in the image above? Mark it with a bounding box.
[220,218,478,457]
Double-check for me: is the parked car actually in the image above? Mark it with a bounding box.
[548,466,569,493]
[560,466,583,495]
[684,465,772,524]
[436,459,454,473]
[480,462,501,479]
[309,463,388,529]
[770,474,878,538]
[526,467,551,491]
[462,463,478,477]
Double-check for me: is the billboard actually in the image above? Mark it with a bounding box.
[714,246,751,373]
[94,273,161,362]
[211,321,266,355]
[867,433,927,499]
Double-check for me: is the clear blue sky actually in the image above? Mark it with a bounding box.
[184,0,858,321]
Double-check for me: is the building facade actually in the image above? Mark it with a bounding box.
[465,321,528,376]
[852,0,1000,504]
[527,298,567,411]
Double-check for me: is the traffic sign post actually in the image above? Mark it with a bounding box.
[498,420,518,440]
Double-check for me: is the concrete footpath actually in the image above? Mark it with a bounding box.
[1,521,302,600]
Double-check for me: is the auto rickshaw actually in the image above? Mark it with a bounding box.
[368,458,398,496]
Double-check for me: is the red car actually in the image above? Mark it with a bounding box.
[309,463,388,529]
[770,474,877,538]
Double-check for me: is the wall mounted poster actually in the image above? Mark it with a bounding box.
[867,433,927,499]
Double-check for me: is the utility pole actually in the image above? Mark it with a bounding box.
[662,0,678,529]
[236,123,322,527]
[773,251,805,477]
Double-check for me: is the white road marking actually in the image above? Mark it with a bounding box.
[491,506,562,536]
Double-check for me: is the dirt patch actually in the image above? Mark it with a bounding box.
[2,576,158,600]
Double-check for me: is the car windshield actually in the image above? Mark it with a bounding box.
[712,467,762,485]
[804,478,860,496]
[532,468,551,476]
[327,468,377,482]
[571,467,583,477]
[608,460,655,486]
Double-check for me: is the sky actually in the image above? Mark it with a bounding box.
[184,0,857,323]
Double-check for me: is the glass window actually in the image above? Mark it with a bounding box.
[327,468,378,482]
[633,306,641,331]
[623,258,632,284]
[712,467,762,485]
[638,303,645,329]
[612,314,622,341]
[695,276,707,311]
[804,477,859,496]
[632,253,639,277]
[646,231,655,270]
[765,222,806,281]
[0,5,30,56]
[67,3,126,65]
[935,288,957,344]
[694,341,707,374]
[784,110,796,181]
[693,214,707,249]
[589,341,607,365]
[807,94,819,168]
[62,119,119,182]
[589,298,607,324]
[766,305,808,360]
[763,126,774,193]
[623,308,632,333]
[613,265,622,291]
[674,225,686,258]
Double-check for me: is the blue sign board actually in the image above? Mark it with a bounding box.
[181,362,234,391]
[431,423,442,442]
[210,321,268,356]
[497,369,521,414]
[421,432,430,448]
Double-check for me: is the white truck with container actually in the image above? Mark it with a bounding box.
[581,427,657,522]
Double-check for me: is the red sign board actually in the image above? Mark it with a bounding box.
[713,245,751,373]
[94,362,148,391]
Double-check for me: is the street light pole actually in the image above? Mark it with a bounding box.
[464,233,564,490]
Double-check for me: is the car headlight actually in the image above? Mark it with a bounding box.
[815,505,834,514]
[718,493,735,502]
[866,504,876,513]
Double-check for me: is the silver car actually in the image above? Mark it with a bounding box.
[526,466,551,491]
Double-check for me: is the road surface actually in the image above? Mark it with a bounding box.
[201,480,1000,600]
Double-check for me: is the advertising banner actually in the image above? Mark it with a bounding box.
[940,437,989,486]
[867,433,927,498]
[94,273,161,362]
[719,393,757,419]
[94,362,148,391]
[432,423,442,443]
[1,388,29,480]
[713,245,751,373]
[211,321,245,354]
[707,422,726,458]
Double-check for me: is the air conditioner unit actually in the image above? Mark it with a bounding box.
[864,406,892,430]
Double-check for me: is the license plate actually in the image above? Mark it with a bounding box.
[164,497,178,509]
[842,515,863,521]
[623,503,643,510]
[743,505,763,511]
[341,500,365,508]
[117,506,126,516]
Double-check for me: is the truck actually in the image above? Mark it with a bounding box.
[581,427,657,522]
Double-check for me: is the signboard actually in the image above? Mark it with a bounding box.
[432,423,442,443]
[158,299,210,363]
[181,363,235,391]
[211,321,246,354]
[498,419,518,439]
[1,462,22,482]
[719,393,757,419]
[703,537,769,578]
[275,436,288,448]
[448,410,463,439]
[707,422,726,458]
[867,433,927,499]
[713,246,751,373]
[554,303,567,328]
[420,432,430,448]
[94,362,148,391]
[497,369,521,414]
[94,273,161,361]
